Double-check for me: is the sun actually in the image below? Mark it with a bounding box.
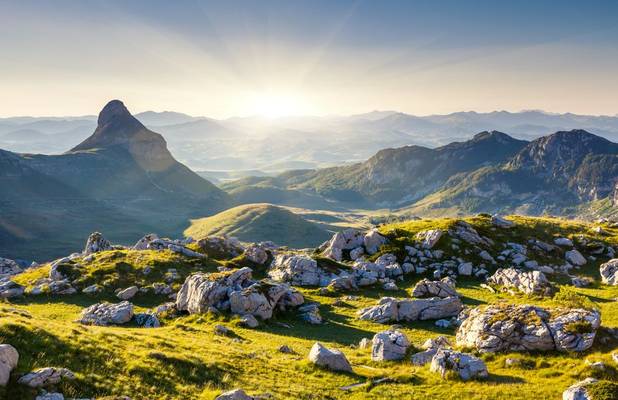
[246,91,310,118]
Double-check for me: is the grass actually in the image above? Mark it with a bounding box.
[1,215,618,399]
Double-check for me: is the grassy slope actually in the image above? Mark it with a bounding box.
[1,216,617,399]
[185,203,334,248]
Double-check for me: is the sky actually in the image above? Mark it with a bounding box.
[1,0,618,118]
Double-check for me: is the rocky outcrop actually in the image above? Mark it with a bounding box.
[491,215,514,228]
[449,221,492,246]
[195,236,244,259]
[415,229,443,249]
[229,282,303,320]
[0,258,22,278]
[83,232,112,255]
[244,244,269,265]
[562,378,599,400]
[357,296,462,324]
[487,268,552,296]
[371,329,410,361]
[321,229,387,261]
[0,280,24,299]
[308,342,352,372]
[0,344,19,386]
[411,278,458,298]
[430,349,488,381]
[176,268,253,314]
[18,367,75,388]
[78,301,134,326]
[268,254,331,286]
[600,259,618,285]
[456,304,600,352]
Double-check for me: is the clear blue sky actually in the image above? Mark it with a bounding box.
[1,0,617,117]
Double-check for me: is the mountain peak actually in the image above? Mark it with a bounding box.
[97,100,133,127]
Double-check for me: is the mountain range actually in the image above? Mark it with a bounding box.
[3,109,618,173]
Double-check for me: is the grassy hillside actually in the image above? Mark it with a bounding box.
[1,215,617,399]
[185,203,334,248]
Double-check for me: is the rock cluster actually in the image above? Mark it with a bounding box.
[18,367,75,387]
[487,268,552,296]
[411,278,458,298]
[456,304,601,352]
[357,296,462,324]
[83,232,112,255]
[0,280,24,298]
[0,257,23,278]
[429,349,488,380]
[176,267,303,320]
[78,301,134,326]
[320,228,387,261]
[371,329,410,361]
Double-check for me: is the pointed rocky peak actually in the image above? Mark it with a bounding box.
[471,130,516,143]
[97,99,136,127]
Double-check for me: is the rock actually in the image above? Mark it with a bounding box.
[562,378,598,400]
[457,262,473,276]
[322,229,364,261]
[411,278,458,298]
[449,221,492,246]
[416,230,443,249]
[349,247,365,261]
[600,259,618,285]
[491,215,514,228]
[0,344,19,386]
[176,268,253,314]
[435,319,451,328]
[0,280,24,299]
[117,286,139,300]
[278,345,295,354]
[132,233,159,250]
[411,349,438,366]
[239,314,259,328]
[299,303,323,324]
[382,281,398,291]
[215,389,254,400]
[308,342,352,372]
[456,304,600,352]
[478,250,495,263]
[555,237,574,247]
[83,232,112,255]
[268,254,326,286]
[566,250,587,266]
[18,367,75,387]
[35,393,64,400]
[79,301,134,326]
[430,349,488,380]
[328,276,357,291]
[358,296,462,324]
[358,338,371,349]
[82,284,102,294]
[0,257,23,278]
[364,229,387,255]
[134,313,160,328]
[487,268,552,296]
[371,329,410,361]
[196,236,244,259]
[422,336,451,350]
[214,324,231,336]
[230,282,303,320]
[244,244,269,265]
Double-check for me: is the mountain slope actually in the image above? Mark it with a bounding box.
[185,203,333,248]
[0,100,231,261]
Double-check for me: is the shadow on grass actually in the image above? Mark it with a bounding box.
[486,373,526,384]
[10,292,166,309]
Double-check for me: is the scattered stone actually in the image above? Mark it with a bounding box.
[79,301,134,326]
[229,281,304,320]
[416,230,443,249]
[600,259,618,285]
[308,342,352,372]
[488,268,552,296]
[358,338,371,350]
[35,393,64,400]
[215,389,254,400]
[117,286,139,300]
[214,324,231,336]
[18,367,75,388]
[278,345,295,354]
[358,296,462,324]
[565,250,587,266]
[430,349,488,380]
[299,303,323,324]
[456,304,600,352]
[382,281,398,291]
[411,278,458,298]
[82,284,102,294]
[435,319,451,328]
[554,237,574,247]
[491,215,514,228]
[364,229,387,255]
[0,344,19,386]
[83,232,112,255]
[239,314,259,328]
[457,262,473,276]
[371,329,410,361]
[134,313,160,328]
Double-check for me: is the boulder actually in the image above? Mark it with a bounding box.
[35,393,64,400]
[0,280,24,299]
[562,378,598,400]
[555,237,574,247]
[487,268,552,296]
[268,254,325,286]
[0,344,19,386]
[491,215,514,228]
[371,329,410,361]
[83,232,112,255]
[566,250,587,266]
[239,314,259,328]
[18,367,75,387]
[134,313,160,328]
[600,259,618,285]
[321,229,364,261]
[449,221,492,246]
[358,296,462,324]
[117,286,139,300]
[364,229,387,255]
[244,244,269,265]
[308,342,352,372]
[430,349,488,380]
[176,268,253,314]
[416,230,443,249]
[457,262,473,276]
[456,304,600,352]
[0,257,23,278]
[411,278,458,298]
[132,233,159,250]
[78,301,134,326]
[82,284,102,294]
[215,389,253,400]
[229,282,303,320]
